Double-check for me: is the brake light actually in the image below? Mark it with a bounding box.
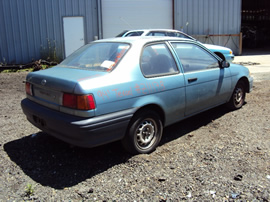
[62,93,96,110]
[25,82,33,96]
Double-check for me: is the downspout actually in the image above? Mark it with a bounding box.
[97,0,103,39]
[172,0,175,29]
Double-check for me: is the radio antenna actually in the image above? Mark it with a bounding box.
[119,17,134,30]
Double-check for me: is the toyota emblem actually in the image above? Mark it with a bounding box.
[41,79,47,86]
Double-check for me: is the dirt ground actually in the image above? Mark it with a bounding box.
[0,55,269,201]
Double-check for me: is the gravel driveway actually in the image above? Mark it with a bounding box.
[0,56,269,201]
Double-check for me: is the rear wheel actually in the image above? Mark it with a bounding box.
[227,80,246,110]
[122,110,163,154]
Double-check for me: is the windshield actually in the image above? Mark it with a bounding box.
[61,42,130,72]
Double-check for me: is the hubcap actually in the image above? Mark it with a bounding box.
[234,88,243,104]
[136,119,156,148]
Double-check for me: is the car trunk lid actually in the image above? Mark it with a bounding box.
[26,66,106,107]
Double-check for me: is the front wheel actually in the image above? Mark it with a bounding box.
[227,81,246,110]
[121,110,163,154]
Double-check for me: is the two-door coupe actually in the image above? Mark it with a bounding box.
[21,37,253,154]
[117,29,235,63]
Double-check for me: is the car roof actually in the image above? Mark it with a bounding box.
[95,36,193,44]
[125,29,182,33]
[118,29,196,40]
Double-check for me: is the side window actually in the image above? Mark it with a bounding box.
[125,31,143,36]
[146,32,166,36]
[172,43,219,73]
[141,43,178,77]
[166,32,177,37]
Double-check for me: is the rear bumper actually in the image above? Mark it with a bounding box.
[21,99,135,148]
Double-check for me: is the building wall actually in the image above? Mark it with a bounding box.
[174,0,242,54]
[0,0,243,64]
[101,0,173,38]
[0,0,99,64]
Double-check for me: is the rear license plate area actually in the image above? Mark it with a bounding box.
[33,115,46,127]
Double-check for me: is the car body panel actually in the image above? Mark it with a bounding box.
[21,37,252,148]
[184,68,232,116]
[228,63,253,93]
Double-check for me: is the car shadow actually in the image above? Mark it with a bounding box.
[4,133,132,189]
[160,105,232,145]
[4,105,233,189]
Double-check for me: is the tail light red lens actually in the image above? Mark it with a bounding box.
[25,82,33,96]
[63,94,77,109]
[62,93,96,110]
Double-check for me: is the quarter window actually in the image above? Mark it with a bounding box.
[172,43,219,73]
[141,43,178,76]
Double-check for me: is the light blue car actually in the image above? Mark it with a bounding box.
[117,29,235,63]
[21,37,252,154]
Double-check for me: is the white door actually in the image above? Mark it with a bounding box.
[101,0,173,38]
[63,16,85,57]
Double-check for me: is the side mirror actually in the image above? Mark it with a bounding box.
[221,60,230,68]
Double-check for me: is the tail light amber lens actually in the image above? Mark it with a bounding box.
[63,93,96,110]
[77,95,96,110]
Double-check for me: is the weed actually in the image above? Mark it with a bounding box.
[25,183,34,197]
[2,69,17,73]
[40,39,62,63]
[0,57,7,66]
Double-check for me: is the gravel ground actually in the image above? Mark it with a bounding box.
[0,62,270,201]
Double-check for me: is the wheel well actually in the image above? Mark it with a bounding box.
[133,104,165,125]
[238,77,250,93]
[214,52,225,61]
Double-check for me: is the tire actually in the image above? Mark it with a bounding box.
[227,80,246,110]
[121,110,163,154]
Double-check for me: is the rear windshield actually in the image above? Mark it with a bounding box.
[61,42,130,72]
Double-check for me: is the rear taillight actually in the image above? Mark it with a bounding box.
[25,82,33,96]
[62,93,96,110]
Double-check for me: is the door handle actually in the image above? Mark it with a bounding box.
[188,77,198,82]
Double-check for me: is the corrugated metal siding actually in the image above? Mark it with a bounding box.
[101,0,173,38]
[174,0,242,54]
[0,0,98,64]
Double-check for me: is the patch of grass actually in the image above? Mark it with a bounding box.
[1,69,18,73]
[25,183,34,197]
[1,64,52,73]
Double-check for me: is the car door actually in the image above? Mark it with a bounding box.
[140,42,186,125]
[171,42,232,116]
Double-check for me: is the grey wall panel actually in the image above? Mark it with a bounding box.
[0,0,98,64]
[174,0,241,54]
[101,0,173,38]
[175,0,241,35]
